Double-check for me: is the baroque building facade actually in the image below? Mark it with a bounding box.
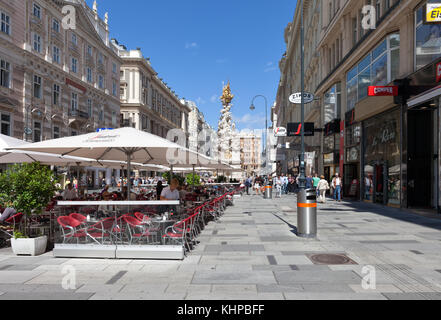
[115,44,190,144]
[0,0,121,142]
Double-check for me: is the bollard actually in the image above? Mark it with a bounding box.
[297,188,317,238]
[264,186,273,199]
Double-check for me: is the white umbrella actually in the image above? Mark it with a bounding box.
[9,127,205,198]
[0,134,93,165]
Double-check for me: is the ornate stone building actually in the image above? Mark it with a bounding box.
[0,0,122,141]
[116,44,190,144]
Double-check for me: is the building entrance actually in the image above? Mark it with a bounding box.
[408,108,434,208]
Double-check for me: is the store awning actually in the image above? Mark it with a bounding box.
[407,84,441,108]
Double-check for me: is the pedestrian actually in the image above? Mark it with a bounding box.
[245,177,252,195]
[313,173,321,198]
[317,175,330,203]
[254,179,260,195]
[156,180,164,200]
[306,175,313,189]
[332,173,343,202]
[274,176,282,198]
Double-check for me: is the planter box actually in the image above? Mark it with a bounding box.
[11,236,48,256]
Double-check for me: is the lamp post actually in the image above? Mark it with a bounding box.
[250,95,268,174]
[298,0,306,190]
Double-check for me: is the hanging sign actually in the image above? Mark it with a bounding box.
[425,3,441,24]
[368,86,398,96]
[289,92,314,104]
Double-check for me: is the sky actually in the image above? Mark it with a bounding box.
[86,0,296,132]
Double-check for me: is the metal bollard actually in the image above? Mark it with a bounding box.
[264,186,273,199]
[297,188,317,238]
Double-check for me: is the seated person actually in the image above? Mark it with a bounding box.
[62,183,78,200]
[179,185,189,200]
[121,186,137,201]
[0,205,17,223]
[160,178,180,201]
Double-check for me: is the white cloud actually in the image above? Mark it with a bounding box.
[185,42,198,49]
[196,97,206,105]
[210,95,219,103]
[234,113,266,125]
[264,61,277,72]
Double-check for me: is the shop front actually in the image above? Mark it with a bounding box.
[362,108,401,207]
[344,109,361,199]
[404,57,441,211]
[323,119,340,182]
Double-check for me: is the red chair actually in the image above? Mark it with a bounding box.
[84,217,115,245]
[69,213,87,225]
[57,216,86,244]
[123,215,158,245]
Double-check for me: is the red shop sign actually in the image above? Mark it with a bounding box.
[436,62,441,82]
[368,86,398,96]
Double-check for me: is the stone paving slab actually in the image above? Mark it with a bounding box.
[0,194,440,299]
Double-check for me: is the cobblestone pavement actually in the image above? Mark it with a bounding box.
[1,194,441,300]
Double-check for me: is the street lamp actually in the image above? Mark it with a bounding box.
[249,95,268,160]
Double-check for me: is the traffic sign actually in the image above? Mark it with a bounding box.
[289,92,314,104]
[24,128,33,135]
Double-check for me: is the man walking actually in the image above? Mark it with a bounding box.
[313,173,321,198]
[245,177,252,195]
[282,175,289,195]
[332,173,343,202]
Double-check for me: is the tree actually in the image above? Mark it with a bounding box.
[186,173,201,186]
[0,163,59,237]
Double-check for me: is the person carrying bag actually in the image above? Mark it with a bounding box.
[317,176,330,203]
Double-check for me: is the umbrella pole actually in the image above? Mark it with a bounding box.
[127,154,132,200]
[192,164,195,188]
[170,165,174,184]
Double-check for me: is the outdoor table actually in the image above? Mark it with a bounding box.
[151,218,177,244]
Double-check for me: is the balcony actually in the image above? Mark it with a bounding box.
[68,110,89,125]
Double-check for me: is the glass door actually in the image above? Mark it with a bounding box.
[373,161,388,205]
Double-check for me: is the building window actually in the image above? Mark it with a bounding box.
[1,113,10,136]
[87,67,92,83]
[33,3,41,19]
[53,46,60,64]
[71,33,77,46]
[53,126,59,139]
[71,57,78,73]
[415,2,441,71]
[112,80,117,96]
[98,75,104,89]
[33,75,42,98]
[53,84,60,105]
[112,111,116,126]
[52,18,60,33]
[71,92,78,111]
[87,45,92,57]
[346,33,400,110]
[33,121,41,142]
[71,130,77,136]
[99,107,104,121]
[112,62,117,74]
[1,11,10,35]
[33,33,41,53]
[87,99,92,117]
[324,83,341,124]
[98,52,103,65]
[0,59,10,88]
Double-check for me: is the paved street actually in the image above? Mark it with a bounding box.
[0,194,441,300]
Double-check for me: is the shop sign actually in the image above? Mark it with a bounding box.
[323,153,335,165]
[287,122,315,137]
[368,86,398,96]
[289,92,315,104]
[372,127,396,147]
[345,109,356,126]
[425,3,441,24]
[324,119,340,136]
[274,127,287,137]
[436,62,441,82]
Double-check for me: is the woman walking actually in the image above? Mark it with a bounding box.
[317,175,330,203]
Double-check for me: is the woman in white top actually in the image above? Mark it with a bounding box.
[317,176,330,203]
[254,180,260,195]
